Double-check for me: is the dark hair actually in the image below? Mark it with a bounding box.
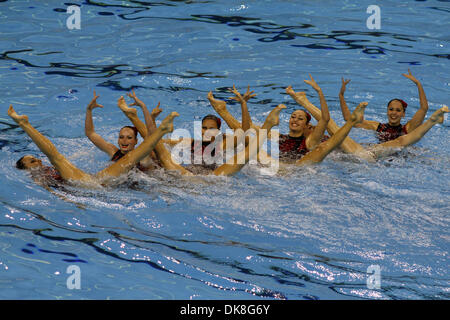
[202,114,221,128]
[293,109,312,124]
[16,156,27,170]
[120,126,139,139]
[388,99,408,111]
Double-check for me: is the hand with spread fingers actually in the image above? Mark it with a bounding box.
[127,88,146,108]
[87,90,104,111]
[304,73,322,93]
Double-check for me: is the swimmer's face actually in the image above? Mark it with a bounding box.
[202,119,220,141]
[21,155,43,170]
[289,110,309,133]
[387,100,405,125]
[118,127,138,153]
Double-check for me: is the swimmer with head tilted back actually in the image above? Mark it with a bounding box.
[9,99,179,187]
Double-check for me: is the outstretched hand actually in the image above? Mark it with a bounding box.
[402,69,420,85]
[151,102,163,119]
[127,89,146,108]
[304,74,322,92]
[229,85,256,103]
[87,90,104,110]
[340,78,351,94]
[242,85,256,101]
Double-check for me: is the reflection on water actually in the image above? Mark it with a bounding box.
[1,143,448,299]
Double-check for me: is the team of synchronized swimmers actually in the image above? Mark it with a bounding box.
[9,70,448,189]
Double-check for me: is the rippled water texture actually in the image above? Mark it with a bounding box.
[0,0,449,300]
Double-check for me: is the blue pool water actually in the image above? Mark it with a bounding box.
[0,0,449,300]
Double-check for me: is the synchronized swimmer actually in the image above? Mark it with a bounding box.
[9,72,449,190]
[287,71,447,162]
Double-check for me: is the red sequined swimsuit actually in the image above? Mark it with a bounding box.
[376,123,407,143]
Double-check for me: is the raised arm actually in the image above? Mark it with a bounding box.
[225,85,256,149]
[119,90,164,136]
[85,90,117,157]
[402,69,429,132]
[338,78,379,131]
[302,75,330,150]
[126,89,159,136]
[120,91,182,144]
[207,90,266,132]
